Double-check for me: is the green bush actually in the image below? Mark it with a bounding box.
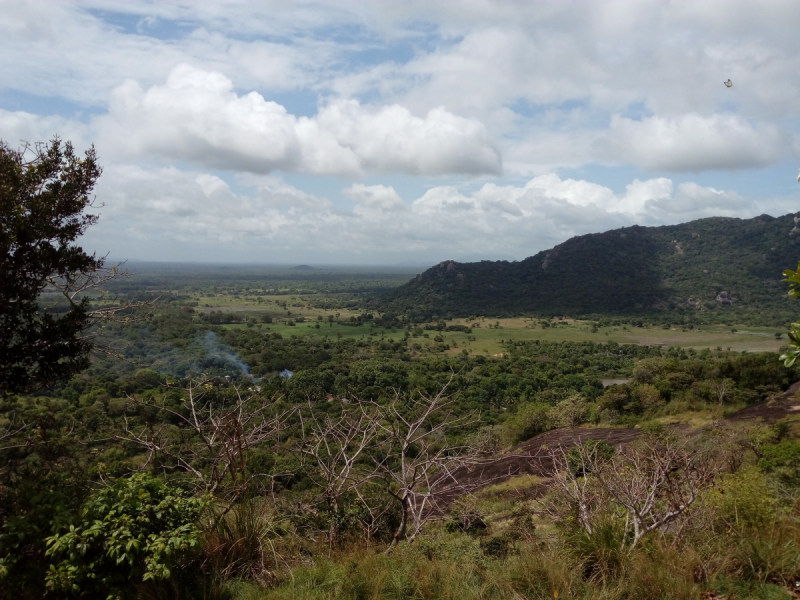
[759,439,800,473]
[45,473,207,599]
[705,468,777,532]
[501,402,550,445]
[480,536,511,558]
[567,439,614,477]
[564,518,628,583]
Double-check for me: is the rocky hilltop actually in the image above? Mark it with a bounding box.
[378,213,800,323]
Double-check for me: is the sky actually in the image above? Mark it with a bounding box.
[2,1,799,265]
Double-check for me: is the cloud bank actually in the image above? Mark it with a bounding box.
[83,168,781,264]
[2,1,800,263]
[98,64,501,177]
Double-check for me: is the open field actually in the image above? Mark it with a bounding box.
[211,308,787,354]
[110,263,790,355]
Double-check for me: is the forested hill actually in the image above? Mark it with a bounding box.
[378,212,800,323]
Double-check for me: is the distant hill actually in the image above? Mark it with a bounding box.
[377,213,800,324]
[292,264,315,271]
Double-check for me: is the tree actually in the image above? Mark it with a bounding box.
[370,378,481,548]
[121,380,291,503]
[296,401,380,551]
[0,138,142,394]
[780,262,800,367]
[538,439,614,536]
[591,433,718,549]
[541,432,720,551]
[710,377,736,404]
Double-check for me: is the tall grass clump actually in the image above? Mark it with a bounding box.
[203,497,291,587]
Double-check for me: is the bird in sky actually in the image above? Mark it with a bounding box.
[724,79,733,87]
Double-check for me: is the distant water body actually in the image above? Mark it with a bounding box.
[601,378,632,387]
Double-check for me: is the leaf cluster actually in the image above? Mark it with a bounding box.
[44,472,208,599]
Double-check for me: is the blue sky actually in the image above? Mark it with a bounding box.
[2,0,799,264]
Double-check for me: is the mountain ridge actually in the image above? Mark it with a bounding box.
[377,213,800,324]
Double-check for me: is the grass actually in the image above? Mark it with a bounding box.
[237,513,800,600]
[477,475,545,500]
[187,291,787,354]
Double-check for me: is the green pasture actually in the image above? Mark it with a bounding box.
[188,285,789,355]
[437,317,786,355]
[213,310,787,355]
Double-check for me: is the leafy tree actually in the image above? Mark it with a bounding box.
[44,473,207,599]
[780,262,800,366]
[0,138,145,394]
[1,138,102,393]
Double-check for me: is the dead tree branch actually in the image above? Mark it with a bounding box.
[370,375,482,548]
[119,379,291,504]
[296,400,380,551]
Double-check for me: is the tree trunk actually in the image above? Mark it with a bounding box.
[328,494,339,556]
[387,495,409,551]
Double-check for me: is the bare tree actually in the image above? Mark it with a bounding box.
[537,439,611,535]
[371,377,481,548]
[296,400,380,551]
[541,433,720,550]
[593,434,718,550]
[351,483,396,548]
[710,378,736,405]
[120,379,290,503]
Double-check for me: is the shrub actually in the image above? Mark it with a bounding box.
[636,383,664,410]
[45,473,207,599]
[564,518,629,583]
[445,496,486,535]
[548,394,590,428]
[566,439,614,477]
[501,402,551,445]
[705,468,777,533]
[480,536,511,558]
[632,358,664,384]
[203,496,288,586]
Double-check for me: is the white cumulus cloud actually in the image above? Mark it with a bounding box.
[318,100,501,176]
[343,183,406,211]
[81,165,792,264]
[597,114,784,171]
[98,64,501,177]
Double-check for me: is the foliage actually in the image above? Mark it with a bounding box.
[780,262,800,366]
[567,440,614,476]
[0,138,102,394]
[705,468,778,532]
[44,473,207,599]
[2,260,800,598]
[203,497,288,586]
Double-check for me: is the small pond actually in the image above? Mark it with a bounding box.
[601,378,632,387]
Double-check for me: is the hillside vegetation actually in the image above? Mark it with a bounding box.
[378,213,800,324]
[4,262,800,599]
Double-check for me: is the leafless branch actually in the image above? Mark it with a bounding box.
[367,374,483,548]
[539,432,721,551]
[536,439,610,535]
[296,399,381,551]
[119,379,291,505]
